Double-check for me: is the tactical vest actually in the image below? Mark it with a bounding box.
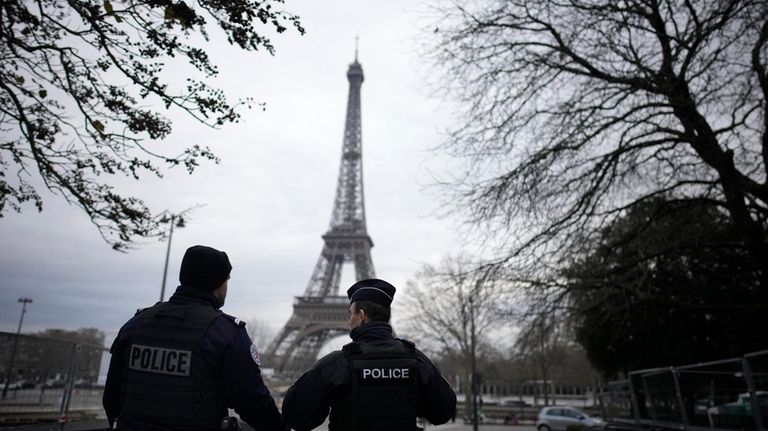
[119,302,227,430]
[329,339,421,431]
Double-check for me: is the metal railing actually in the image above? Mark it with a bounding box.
[0,331,108,426]
[599,350,768,431]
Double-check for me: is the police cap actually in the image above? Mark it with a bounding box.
[347,279,396,308]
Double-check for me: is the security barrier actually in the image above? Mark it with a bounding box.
[599,350,768,431]
[0,331,108,425]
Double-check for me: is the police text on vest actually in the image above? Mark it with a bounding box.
[129,344,191,376]
[362,368,410,379]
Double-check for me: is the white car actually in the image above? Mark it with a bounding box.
[536,406,604,431]
[0,382,18,390]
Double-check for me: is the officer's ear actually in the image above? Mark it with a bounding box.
[357,305,368,323]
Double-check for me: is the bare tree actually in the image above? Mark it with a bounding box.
[243,317,275,350]
[425,0,768,288]
[515,313,567,406]
[1,1,303,250]
[401,255,498,362]
[400,254,503,420]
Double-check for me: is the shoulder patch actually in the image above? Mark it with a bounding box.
[342,342,362,355]
[313,350,346,370]
[250,343,261,366]
[222,313,246,327]
[397,338,416,352]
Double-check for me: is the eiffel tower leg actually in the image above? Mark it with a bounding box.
[354,250,375,280]
[283,331,325,373]
[263,325,296,366]
[278,327,349,375]
[305,245,344,297]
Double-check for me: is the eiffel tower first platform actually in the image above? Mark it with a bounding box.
[264,53,376,376]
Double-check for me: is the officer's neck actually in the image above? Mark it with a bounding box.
[172,286,225,309]
[350,321,392,342]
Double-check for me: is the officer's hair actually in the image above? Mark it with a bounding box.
[353,300,390,322]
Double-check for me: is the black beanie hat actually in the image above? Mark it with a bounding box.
[179,245,232,292]
[347,278,396,308]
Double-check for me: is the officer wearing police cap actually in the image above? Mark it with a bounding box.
[103,245,284,431]
[282,278,457,431]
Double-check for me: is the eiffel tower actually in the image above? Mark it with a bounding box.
[265,51,375,376]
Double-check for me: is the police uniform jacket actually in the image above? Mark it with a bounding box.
[102,286,283,431]
[282,321,457,431]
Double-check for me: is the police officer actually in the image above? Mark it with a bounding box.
[282,278,456,431]
[103,245,284,431]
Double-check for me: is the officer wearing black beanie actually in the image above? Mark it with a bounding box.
[283,278,457,431]
[103,245,284,431]
[179,245,232,293]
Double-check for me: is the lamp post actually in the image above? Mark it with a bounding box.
[159,214,185,302]
[3,297,32,399]
[469,274,489,431]
[470,294,478,431]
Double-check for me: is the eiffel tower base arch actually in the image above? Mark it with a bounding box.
[264,296,350,377]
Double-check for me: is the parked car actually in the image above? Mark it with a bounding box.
[502,399,531,407]
[18,379,35,389]
[43,378,66,388]
[706,392,768,428]
[1,380,34,390]
[536,406,604,431]
[463,411,486,425]
[0,381,21,391]
[74,379,103,389]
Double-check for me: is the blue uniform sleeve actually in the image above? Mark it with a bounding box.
[282,351,346,431]
[102,335,124,428]
[221,327,284,431]
[416,351,457,425]
[282,370,330,431]
[102,318,138,429]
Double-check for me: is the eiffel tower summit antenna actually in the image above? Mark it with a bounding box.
[265,50,374,376]
[355,36,359,62]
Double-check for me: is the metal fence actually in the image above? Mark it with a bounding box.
[0,331,108,425]
[599,350,768,431]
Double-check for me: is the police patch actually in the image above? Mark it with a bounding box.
[250,343,261,366]
[129,344,191,376]
[361,367,411,380]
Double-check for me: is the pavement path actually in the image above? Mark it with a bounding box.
[426,424,536,431]
[3,419,537,431]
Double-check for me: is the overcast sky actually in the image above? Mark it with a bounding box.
[0,1,473,349]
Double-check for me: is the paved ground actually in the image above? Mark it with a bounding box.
[3,419,536,431]
[425,424,536,431]
[261,421,536,431]
[0,419,108,430]
[289,423,535,431]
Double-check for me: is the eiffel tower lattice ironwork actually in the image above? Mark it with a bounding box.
[265,53,375,376]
